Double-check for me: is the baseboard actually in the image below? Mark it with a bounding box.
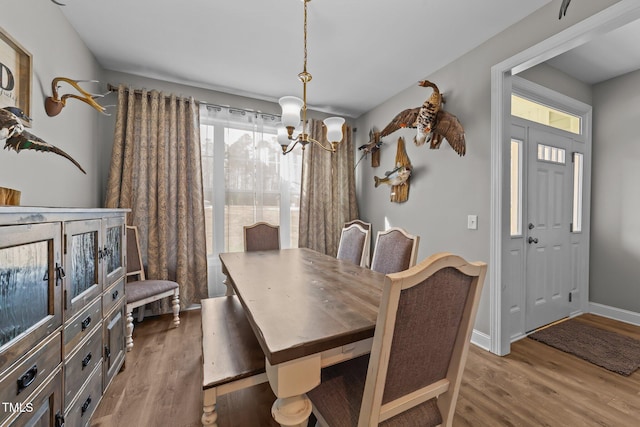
[589,302,640,326]
[471,329,491,351]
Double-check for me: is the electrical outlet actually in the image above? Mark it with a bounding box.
[467,215,478,230]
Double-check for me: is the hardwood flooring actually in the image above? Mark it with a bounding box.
[92,311,640,426]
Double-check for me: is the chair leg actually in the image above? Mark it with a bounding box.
[126,310,134,352]
[137,306,145,322]
[172,289,180,327]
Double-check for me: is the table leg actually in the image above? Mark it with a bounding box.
[221,265,235,296]
[266,354,321,427]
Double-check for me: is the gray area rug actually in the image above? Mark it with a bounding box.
[528,318,640,376]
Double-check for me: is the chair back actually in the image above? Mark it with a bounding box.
[243,222,280,252]
[344,219,371,231]
[359,253,487,426]
[370,227,419,274]
[336,222,371,267]
[126,225,145,281]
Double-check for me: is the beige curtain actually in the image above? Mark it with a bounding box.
[299,119,359,256]
[105,85,208,312]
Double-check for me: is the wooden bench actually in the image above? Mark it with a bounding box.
[201,296,268,426]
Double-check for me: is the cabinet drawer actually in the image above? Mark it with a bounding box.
[64,362,102,427]
[64,298,102,356]
[0,333,61,425]
[1,366,63,427]
[64,326,102,407]
[102,278,125,316]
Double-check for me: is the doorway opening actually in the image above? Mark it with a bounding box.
[489,0,640,356]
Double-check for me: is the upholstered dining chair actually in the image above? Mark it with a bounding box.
[125,226,180,352]
[370,227,419,274]
[336,221,371,267]
[307,252,487,427]
[243,222,280,252]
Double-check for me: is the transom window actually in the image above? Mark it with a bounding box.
[512,94,581,135]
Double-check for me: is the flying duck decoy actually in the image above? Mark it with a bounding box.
[1,106,87,174]
[380,80,466,156]
[381,80,442,146]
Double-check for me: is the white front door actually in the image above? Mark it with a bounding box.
[525,127,572,331]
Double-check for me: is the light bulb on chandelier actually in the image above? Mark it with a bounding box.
[278,0,345,155]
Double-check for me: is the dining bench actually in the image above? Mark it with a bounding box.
[201,296,268,426]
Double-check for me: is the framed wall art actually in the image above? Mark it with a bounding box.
[0,27,32,126]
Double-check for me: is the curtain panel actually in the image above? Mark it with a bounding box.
[299,119,359,256]
[105,85,208,311]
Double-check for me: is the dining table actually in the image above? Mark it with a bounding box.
[219,247,386,427]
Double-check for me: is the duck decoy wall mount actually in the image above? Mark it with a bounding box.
[379,80,466,157]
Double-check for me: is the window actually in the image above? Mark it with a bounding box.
[512,94,581,134]
[510,139,523,236]
[200,105,302,256]
[537,143,566,164]
[572,152,584,233]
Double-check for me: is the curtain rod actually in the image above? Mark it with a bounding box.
[107,83,281,121]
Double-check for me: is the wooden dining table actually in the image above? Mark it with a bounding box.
[219,248,386,427]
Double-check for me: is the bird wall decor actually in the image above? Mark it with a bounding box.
[45,77,109,117]
[1,106,86,174]
[380,80,466,156]
[559,0,571,19]
[356,129,383,168]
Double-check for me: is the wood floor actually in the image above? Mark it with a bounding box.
[91,311,640,427]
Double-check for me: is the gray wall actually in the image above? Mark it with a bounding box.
[590,69,640,313]
[1,2,105,207]
[354,0,620,335]
[518,62,593,106]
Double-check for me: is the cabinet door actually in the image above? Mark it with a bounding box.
[103,302,125,391]
[64,220,102,320]
[0,222,63,376]
[6,367,63,427]
[102,216,125,289]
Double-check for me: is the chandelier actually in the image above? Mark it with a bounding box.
[277,0,345,154]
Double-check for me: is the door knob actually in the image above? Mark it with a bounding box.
[528,236,538,244]
[528,223,535,230]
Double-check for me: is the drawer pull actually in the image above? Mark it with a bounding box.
[55,411,65,427]
[82,352,92,369]
[81,395,92,416]
[104,345,111,359]
[16,364,37,395]
[112,289,119,300]
[81,316,92,331]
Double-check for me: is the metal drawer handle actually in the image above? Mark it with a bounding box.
[112,290,119,300]
[81,316,92,331]
[16,364,37,395]
[55,411,65,427]
[82,352,92,369]
[81,395,92,416]
[104,345,111,359]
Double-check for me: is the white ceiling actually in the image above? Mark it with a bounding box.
[546,18,640,84]
[58,0,553,118]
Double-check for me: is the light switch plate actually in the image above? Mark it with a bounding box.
[467,215,478,230]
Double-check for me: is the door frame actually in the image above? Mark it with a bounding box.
[489,0,640,356]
